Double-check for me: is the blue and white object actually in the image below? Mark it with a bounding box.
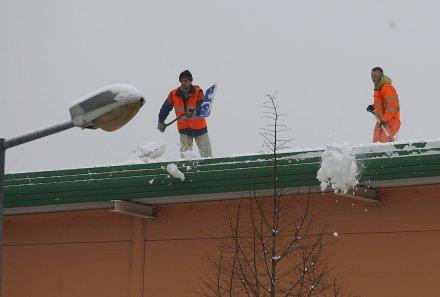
[199,83,217,117]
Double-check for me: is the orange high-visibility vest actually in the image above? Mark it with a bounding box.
[171,86,207,131]
[373,83,400,123]
[372,76,401,143]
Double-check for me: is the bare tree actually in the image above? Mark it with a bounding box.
[196,93,354,297]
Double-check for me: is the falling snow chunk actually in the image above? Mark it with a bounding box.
[333,232,339,237]
[149,179,154,184]
[272,255,281,261]
[316,144,358,194]
[166,163,185,181]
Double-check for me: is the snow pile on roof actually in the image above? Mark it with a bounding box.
[137,141,167,163]
[316,144,358,194]
[166,163,185,181]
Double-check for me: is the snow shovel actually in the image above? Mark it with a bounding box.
[368,110,395,142]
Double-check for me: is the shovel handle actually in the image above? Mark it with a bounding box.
[165,106,200,127]
[165,113,186,127]
[369,111,395,142]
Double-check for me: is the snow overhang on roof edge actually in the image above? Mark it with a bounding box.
[4,139,440,214]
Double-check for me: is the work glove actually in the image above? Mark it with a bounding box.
[366,104,375,113]
[157,122,166,133]
[185,107,195,118]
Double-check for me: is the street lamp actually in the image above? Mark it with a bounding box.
[0,84,145,295]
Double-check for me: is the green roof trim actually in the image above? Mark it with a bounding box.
[4,140,440,210]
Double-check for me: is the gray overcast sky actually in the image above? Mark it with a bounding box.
[1,0,440,173]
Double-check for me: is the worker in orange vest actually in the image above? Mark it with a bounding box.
[366,67,401,143]
[157,70,213,157]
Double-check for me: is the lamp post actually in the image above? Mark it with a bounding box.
[0,84,144,296]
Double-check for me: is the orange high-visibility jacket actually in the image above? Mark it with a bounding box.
[169,86,207,131]
[373,75,400,123]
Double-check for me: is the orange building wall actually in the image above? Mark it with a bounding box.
[4,211,137,297]
[4,184,440,297]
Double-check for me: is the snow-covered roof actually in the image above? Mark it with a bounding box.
[4,140,440,215]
